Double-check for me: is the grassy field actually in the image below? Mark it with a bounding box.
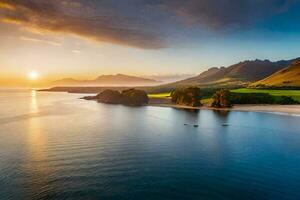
[149,89,300,102]
[200,98,212,105]
[148,92,212,105]
[231,88,300,101]
[148,93,171,98]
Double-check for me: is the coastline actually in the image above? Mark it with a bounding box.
[41,90,300,117]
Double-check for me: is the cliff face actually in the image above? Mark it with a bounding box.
[83,89,149,106]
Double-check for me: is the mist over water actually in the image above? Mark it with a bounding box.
[0,90,300,200]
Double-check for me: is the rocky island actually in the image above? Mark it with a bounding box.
[83,89,149,106]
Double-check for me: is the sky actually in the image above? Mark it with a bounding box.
[1,0,300,87]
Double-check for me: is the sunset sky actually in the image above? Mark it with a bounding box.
[1,0,300,87]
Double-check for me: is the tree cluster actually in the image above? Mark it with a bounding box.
[211,89,299,108]
[171,87,202,107]
[211,89,232,108]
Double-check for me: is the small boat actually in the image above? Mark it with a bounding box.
[222,123,229,127]
[184,123,188,126]
[193,125,199,127]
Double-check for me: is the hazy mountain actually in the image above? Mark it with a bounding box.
[143,74,195,83]
[252,61,300,87]
[172,58,300,86]
[52,74,161,86]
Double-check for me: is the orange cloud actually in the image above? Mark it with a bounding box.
[0,17,22,24]
[0,2,15,10]
[20,36,62,46]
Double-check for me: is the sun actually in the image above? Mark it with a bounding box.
[28,71,39,80]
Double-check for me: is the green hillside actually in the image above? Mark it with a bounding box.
[253,61,300,87]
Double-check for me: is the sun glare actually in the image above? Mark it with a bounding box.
[28,71,39,80]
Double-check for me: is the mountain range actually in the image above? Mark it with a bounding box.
[52,74,161,86]
[48,57,300,92]
[162,57,300,88]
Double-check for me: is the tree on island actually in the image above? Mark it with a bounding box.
[211,89,232,108]
[171,87,202,107]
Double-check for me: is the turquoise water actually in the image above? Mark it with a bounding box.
[0,90,300,200]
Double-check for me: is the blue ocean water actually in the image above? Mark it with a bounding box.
[0,90,300,200]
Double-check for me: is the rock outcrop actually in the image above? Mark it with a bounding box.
[83,89,149,106]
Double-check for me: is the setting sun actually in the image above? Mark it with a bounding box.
[28,71,39,80]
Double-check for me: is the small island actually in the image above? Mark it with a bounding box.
[171,87,203,107]
[83,88,149,106]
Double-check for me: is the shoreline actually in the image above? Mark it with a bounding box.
[40,90,300,117]
[148,102,300,116]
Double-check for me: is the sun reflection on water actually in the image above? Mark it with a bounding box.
[25,90,53,197]
[30,90,38,113]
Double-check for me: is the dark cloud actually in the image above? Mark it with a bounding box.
[0,0,167,49]
[0,0,298,48]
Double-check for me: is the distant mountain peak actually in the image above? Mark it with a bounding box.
[52,74,160,87]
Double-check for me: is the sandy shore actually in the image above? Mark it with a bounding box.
[231,105,300,116]
[148,98,300,116]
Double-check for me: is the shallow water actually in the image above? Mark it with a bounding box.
[0,90,300,200]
